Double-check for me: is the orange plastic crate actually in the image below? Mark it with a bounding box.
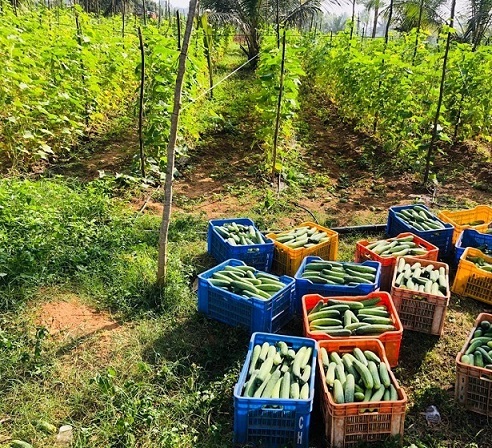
[452,247,492,305]
[438,205,492,244]
[267,222,339,277]
[318,339,407,448]
[390,256,450,336]
[355,232,439,292]
[301,293,403,367]
[455,313,492,417]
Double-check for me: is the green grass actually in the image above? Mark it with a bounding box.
[2,172,492,448]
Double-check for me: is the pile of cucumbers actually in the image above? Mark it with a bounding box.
[320,347,399,404]
[307,297,396,336]
[394,205,447,231]
[365,235,430,257]
[241,340,314,400]
[214,222,268,246]
[272,226,331,249]
[393,258,448,297]
[466,256,492,273]
[460,319,492,369]
[300,260,378,286]
[208,264,286,300]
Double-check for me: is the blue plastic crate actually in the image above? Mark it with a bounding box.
[386,204,454,259]
[197,259,295,334]
[234,332,317,448]
[293,256,381,314]
[454,228,492,267]
[207,218,274,272]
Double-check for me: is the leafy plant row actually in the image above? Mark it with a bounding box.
[303,29,492,171]
[0,6,139,167]
[1,5,228,172]
[255,30,305,175]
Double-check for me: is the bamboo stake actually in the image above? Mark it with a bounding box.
[138,26,146,178]
[412,0,425,64]
[157,0,198,285]
[271,28,287,185]
[423,0,457,184]
[176,10,181,50]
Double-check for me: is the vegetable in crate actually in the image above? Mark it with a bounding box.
[307,296,396,336]
[242,341,313,399]
[466,256,492,273]
[320,347,398,404]
[393,259,448,296]
[301,260,377,286]
[365,235,429,257]
[395,205,446,231]
[273,226,330,249]
[214,221,267,246]
[209,265,286,300]
[460,319,492,369]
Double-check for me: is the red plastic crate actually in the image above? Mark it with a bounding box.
[301,293,403,367]
[390,256,450,336]
[355,232,439,292]
[455,313,492,417]
[318,339,407,448]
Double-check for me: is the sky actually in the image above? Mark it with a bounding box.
[166,0,468,23]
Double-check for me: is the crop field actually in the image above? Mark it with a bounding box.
[1,1,492,448]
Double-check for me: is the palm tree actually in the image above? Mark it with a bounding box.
[363,0,385,37]
[201,0,324,65]
[323,12,349,32]
[387,0,446,33]
[461,0,492,48]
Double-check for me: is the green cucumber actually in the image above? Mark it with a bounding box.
[364,350,381,364]
[326,362,337,387]
[261,369,282,398]
[280,372,291,399]
[344,373,355,403]
[333,379,345,404]
[370,386,386,402]
[290,382,300,399]
[353,347,368,366]
[308,309,341,322]
[353,359,374,390]
[368,361,382,390]
[379,362,391,388]
[249,344,262,375]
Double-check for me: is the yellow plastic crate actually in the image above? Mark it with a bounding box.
[438,205,492,244]
[452,247,492,305]
[267,222,338,277]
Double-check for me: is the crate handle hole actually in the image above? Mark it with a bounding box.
[479,374,492,382]
[261,405,284,411]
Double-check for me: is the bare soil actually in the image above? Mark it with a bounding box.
[36,292,120,340]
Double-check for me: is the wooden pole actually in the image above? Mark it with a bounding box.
[142,0,146,25]
[350,0,356,39]
[423,0,457,184]
[75,12,89,128]
[138,27,146,178]
[412,0,425,64]
[176,10,181,50]
[122,0,125,39]
[372,0,394,133]
[157,0,198,285]
[271,28,287,185]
